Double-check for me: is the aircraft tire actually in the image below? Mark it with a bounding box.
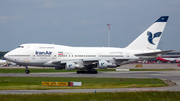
[25,70,30,74]
[93,71,97,74]
[76,70,98,74]
[77,71,80,74]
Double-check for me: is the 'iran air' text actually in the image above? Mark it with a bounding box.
[35,51,52,55]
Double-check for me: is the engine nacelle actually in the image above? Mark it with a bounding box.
[98,60,108,69]
[107,63,117,68]
[65,62,76,70]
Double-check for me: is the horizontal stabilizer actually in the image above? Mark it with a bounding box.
[135,50,174,56]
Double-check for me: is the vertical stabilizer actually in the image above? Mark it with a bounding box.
[126,16,169,50]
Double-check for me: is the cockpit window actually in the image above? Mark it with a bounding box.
[18,46,24,48]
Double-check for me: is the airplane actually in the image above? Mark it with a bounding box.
[4,16,172,74]
[0,59,16,66]
[0,59,7,66]
[156,57,180,63]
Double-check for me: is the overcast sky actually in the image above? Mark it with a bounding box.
[0,0,180,51]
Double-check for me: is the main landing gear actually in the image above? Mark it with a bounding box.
[77,69,98,74]
[25,66,30,74]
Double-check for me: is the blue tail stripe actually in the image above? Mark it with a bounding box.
[155,16,169,22]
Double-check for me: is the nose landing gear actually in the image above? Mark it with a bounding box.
[25,70,30,74]
[25,66,30,74]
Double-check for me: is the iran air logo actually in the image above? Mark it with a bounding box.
[147,31,162,45]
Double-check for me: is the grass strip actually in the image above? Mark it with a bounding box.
[0,77,168,90]
[0,92,180,101]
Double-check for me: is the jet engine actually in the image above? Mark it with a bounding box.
[65,62,76,70]
[98,60,108,69]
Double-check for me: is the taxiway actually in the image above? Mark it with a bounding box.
[0,64,180,94]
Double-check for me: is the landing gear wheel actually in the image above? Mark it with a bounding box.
[77,69,98,74]
[25,70,30,74]
[24,66,30,74]
[77,71,80,74]
[94,70,98,74]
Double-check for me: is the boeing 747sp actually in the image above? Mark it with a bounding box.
[4,16,172,74]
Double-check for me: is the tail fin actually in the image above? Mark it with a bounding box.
[126,16,169,50]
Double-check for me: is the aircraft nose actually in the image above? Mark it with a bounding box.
[4,53,9,60]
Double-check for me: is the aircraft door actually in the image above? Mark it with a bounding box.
[52,51,57,60]
[31,51,36,63]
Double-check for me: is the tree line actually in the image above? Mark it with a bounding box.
[0,51,8,59]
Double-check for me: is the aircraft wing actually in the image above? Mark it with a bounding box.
[50,57,140,67]
[51,57,139,63]
[114,57,139,60]
[51,58,99,64]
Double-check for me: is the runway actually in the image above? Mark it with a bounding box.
[0,64,180,94]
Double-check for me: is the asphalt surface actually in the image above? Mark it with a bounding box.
[0,63,180,94]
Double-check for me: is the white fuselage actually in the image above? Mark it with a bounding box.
[4,43,157,67]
